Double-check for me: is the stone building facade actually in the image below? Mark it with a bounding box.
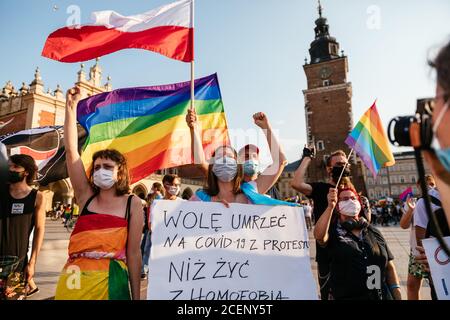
[0,60,202,210]
[364,151,431,201]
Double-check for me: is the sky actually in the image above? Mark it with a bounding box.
[1,0,449,167]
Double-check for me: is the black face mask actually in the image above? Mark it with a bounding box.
[8,171,26,184]
[331,165,351,182]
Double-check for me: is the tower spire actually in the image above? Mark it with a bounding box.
[308,0,340,63]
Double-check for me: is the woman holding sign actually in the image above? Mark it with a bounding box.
[186,108,298,207]
[54,87,143,300]
[314,178,402,300]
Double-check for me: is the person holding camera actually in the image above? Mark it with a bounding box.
[314,178,402,300]
[422,40,450,230]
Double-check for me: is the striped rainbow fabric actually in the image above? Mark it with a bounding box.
[77,73,229,183]
[345,101,395,178]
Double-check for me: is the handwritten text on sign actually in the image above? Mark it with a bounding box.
[147,200,318,300]
[423,236,450,300]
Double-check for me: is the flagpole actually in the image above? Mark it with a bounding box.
[190,0,195,111]
[335,148,354,189]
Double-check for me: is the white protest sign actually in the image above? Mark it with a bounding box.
[423,236,450,300]
[147,200,318,300]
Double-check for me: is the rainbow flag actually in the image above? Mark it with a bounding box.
[345,101,395,178]
[77,74,229,183]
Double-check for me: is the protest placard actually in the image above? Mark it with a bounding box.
[423,236,450,300]
[147,200,318,300]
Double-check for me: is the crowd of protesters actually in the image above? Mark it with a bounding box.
[0,40,449,301]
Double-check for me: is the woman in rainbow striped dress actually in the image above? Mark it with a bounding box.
[55,87,143,300]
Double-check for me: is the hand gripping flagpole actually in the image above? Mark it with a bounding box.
[334,148,354,190]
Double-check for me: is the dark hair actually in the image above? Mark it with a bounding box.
[162,174,180,185]
[326,150,347,167]
[429,40,450,102]
[88,149,130,196]
[238,144,260,157]
[181,187,194,200]
[9,154,38,185]
[204,146,243,196]
[152,182,164,195]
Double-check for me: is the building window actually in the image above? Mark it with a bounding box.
[411,176,416,183]
[317,141,325,151]
[390,176,397,184]
[384,189,390,197]
[400,176,405,183]
[368,178,373,185]
[392,187,399,195]
[369,190,375,199]
[382,177,388,185]
[323,80,331,87]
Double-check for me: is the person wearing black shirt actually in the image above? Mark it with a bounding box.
[0,154,46,300]
[291,148,361,299]
[314,181,402,300]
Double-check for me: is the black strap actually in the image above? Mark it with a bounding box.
[125,194,134,224]
[81,193,98,216]
[429,196,442,208]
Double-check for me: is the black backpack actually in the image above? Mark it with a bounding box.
[425,196,450,238]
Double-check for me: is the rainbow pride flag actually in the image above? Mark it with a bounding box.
[345,101,395,178]
[77,74,229,183]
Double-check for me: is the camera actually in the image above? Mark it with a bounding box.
[387,98,434,150]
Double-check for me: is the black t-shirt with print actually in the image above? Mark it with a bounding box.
[309,182,335,263]
[0,185,37,266]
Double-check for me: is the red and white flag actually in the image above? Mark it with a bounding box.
[42,0,193,63]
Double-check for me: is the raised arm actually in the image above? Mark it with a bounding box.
[253,112,288,194]
[290,146,315,196]
[186,108,208,175]
[64,87,93,206]
[399,197,416,229]
[314,188,337,246]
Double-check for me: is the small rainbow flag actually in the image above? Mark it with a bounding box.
[77,74,229,183]
[345,101,395,178]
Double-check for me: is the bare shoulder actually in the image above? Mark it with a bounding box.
[130,195,144,211]
[35,190,45,204]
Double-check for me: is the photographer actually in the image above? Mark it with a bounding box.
[423,40,450,229]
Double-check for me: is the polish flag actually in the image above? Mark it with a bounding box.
[42,0,193,63]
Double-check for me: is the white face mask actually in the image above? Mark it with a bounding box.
[338,199,361,217]
[168,186,180,196]
[93,168,117,190]
[212,157,238,182]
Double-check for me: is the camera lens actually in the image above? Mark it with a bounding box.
[387,116,415,147]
